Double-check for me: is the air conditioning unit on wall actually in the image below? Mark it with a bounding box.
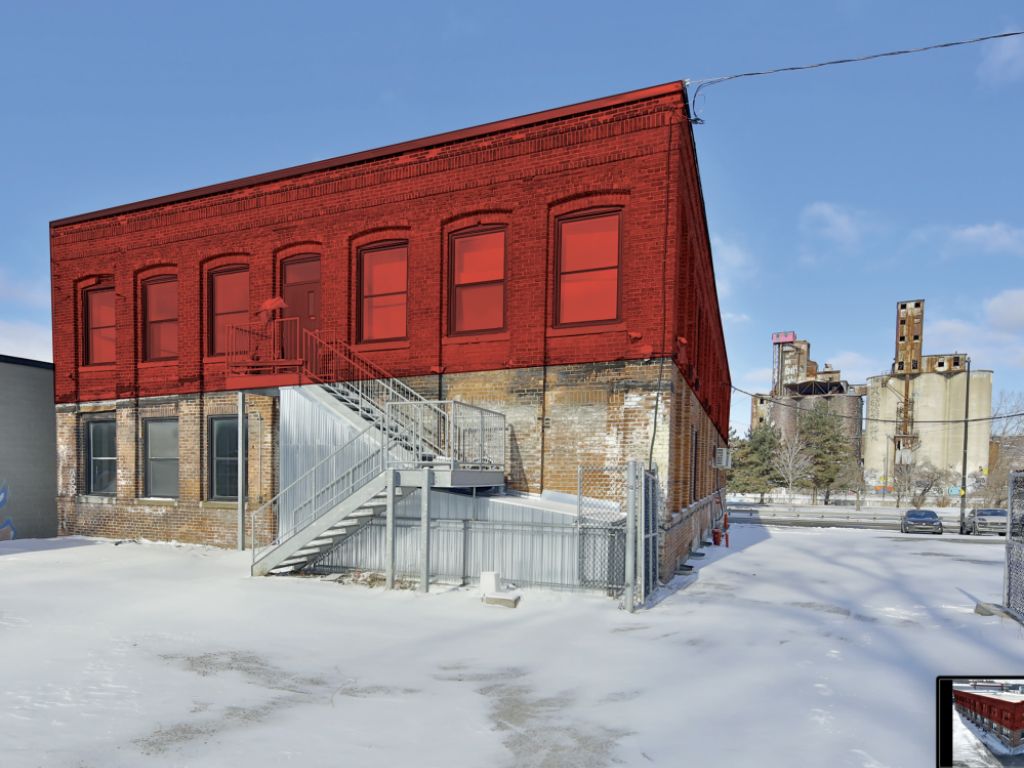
[712,447,732,469]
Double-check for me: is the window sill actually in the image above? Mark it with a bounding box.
[351,340,411,353]
[138,360,177,369]
[546,321,626,338]
[79,364,116,372]
[201,500,247,509]
[443,330,511,346]
[77,494,116,505]
[136,497,179,505]
[202,356,228,365]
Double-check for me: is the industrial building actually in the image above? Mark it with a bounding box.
[954,689,1024,748]
[862,300,991,492]
[748,331,863,452]
[0,355,57,539]
[49,82,730,587]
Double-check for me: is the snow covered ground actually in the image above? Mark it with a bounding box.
[2,524,1022,768]
[952,708,1024,767]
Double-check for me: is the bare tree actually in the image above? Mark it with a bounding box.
[893,458,953,509]
[980,391,1024,508]
[772,431,812,507]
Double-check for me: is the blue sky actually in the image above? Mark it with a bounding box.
[2,2,1022,434]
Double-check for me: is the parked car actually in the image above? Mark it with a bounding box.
[962,508,1008,536]
[901,509,943,534]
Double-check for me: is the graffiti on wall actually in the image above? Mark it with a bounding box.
[0,480,14,541]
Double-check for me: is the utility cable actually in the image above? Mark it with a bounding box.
[686,30,1024,123]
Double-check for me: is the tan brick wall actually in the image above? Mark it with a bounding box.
[56,392,277,548]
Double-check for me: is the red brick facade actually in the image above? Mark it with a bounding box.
[955,690,1024,748]
[49,82,729,437]
[50,82,730,570]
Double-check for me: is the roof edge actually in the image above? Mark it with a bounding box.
[0,354,55,370]
[52,81,685,229]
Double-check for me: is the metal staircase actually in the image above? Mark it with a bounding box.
[247,325,505,577]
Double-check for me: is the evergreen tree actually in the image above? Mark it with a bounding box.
[798,401,853,504]
[730,423,781,503]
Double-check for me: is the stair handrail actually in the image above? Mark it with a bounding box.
[250,422,382,566]
[301,328,448,454]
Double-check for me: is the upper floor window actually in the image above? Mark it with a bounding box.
[85,286,116,365]
[209,268,249,355]
[359,243,407,342]
[556,210,620,325]
[143,277,178,361]
[450,228,505,334]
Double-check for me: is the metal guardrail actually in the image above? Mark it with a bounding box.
[226,317,302,375]
[251,424,383,566]
[385,400,505,471]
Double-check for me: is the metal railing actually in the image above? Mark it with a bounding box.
[226,317,303,376]
[384,400,505,471]
[251,424,384,567]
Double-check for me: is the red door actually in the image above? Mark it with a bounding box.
[281,256,321,362]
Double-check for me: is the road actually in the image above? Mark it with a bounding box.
[727,503,1009,535]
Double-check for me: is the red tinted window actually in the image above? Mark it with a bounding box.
[143,277,178,361]
[360,245,407,341]
[85,286,115,365]
[209,268,249,355]
[451,229,505,333]
[557,212,620,325]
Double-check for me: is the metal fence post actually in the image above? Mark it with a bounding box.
[385,469,396,590]
[420,468,433,593]
[625,461,637,612]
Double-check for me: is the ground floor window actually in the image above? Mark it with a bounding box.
[87,419,116,495]
[210,416,246,500]
[145,419,179,498]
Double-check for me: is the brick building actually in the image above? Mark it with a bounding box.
[954,689,1024,748]
[49,81,730,582]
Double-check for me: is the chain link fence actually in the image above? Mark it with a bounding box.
[1005,471,1024,620]
[576,466,628,594]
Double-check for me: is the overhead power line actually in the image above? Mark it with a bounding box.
[731,384,1024,426]
[686,30,1024,123]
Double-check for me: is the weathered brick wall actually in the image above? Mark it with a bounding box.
[56,392,277,547]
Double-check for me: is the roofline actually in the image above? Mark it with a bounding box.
[51,81,685,228]
[0,354,54,370]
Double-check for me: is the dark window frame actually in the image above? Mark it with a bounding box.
[83,284,116,366]
[208,415,248,501]
[86,418,117,496]
[142,275,179,362]
[554,208,622,328]
[448,225,508,336]
[207,266,250,356]
[144,418,179,499]
[357,241,409,343]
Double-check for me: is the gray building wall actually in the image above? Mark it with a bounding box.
[0,356,57,538]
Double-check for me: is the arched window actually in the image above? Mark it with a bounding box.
[450,227,506,334]
[142,276,178,361]
[209,267,249,355]
[555,210,620,325]
[358,243,407,342]
[84,283,115,365]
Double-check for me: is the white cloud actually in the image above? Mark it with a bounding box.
[722,311,750,325]
[800,202,863,249]
[977,30,1024,85]
[949,222,1024,257]
[710,234,754,300]
[740,367,773,393]
[0,320,53,362]
[985,289,1024,332]
[928,315,1024,371]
